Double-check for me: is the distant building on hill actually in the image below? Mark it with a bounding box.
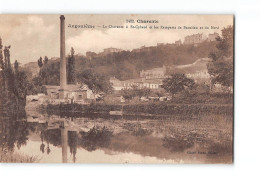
[140,65,167,79]
[157,43,164,46]
[132,45,153,53]
[175,40,182,45]
[86,51,97,60]
[208,32,219,42]
[184,33,207,45]
[186,69,210,82]
[109,65,168,91]
[109,77,164,91]
[103,47,122,54]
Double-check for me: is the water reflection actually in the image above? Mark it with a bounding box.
[0,111,233,163]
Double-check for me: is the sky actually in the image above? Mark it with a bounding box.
[0,14,233,64]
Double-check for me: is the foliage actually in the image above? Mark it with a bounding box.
[14,60,19,73]
[80,127,113,151]
[73,41,217,81]
[120,86,152,101]
[163,134,194,152]
[67,48,76,84]
[207,26,234,88]
[27,76,47,95]
[77,69,112,94]
[37,57,43,68]
[0,114,29,153]
[162,73,195,95]
[14,70,30,100]
[68,131,77,163]
[207,59,233,87]
[120,88,135,101]
[44,56,48,65]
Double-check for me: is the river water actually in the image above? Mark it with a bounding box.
[0,110,233,164]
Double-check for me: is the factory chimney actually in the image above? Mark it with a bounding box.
[59,15,67,99]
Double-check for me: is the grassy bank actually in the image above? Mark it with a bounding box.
[46,102,233,117]
[0,151,39,163]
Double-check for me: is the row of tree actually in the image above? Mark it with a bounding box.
[207,26,233,88]
[0,38,29,111]
[30,47,112,95]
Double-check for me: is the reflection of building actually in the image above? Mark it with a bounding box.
[184,33,207,45]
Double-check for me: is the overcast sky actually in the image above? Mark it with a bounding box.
[0,14,233,64]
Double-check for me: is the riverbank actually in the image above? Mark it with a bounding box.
[0,151,39,163]
[46,102,233,117]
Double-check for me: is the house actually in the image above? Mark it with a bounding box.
[175,40,182,45]
[110,77,163,91]
[184,33,207,45]
[103,47,122,54]
[140,79,163,89]
[109,77,125,91]
[186,69,211,82]
[140,66,167,79]
[208,32,219,42]
[157,43,164,46]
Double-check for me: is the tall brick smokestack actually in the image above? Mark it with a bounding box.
[60,15,66,90]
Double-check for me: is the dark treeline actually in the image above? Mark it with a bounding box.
[0,38,29,112]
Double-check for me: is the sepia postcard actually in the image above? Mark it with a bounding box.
[0,14,234,164]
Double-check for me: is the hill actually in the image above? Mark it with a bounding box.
[21,40,217,84]
[74,40,217,80]
[169,58,211,74]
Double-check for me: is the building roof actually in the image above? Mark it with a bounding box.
[44,84,91,91]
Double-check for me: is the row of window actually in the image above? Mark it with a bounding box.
[122,83,160,89]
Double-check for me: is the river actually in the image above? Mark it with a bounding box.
[0,110,233,163]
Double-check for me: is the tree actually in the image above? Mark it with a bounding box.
[38,57,43,68]
[161,73,195,96]
[14,60,19,73]
[207,26,234,88]
[67,47,75,84]
[4,45,11,68]
[14,71,30,101]
[77,69,112,94]
[27,76,47,95]
[43,56,49,84]
[0,37,3,69]
[120,88,135,101]
[44,56,48,65]
[0,37,5,91]
[207,59,233,87]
